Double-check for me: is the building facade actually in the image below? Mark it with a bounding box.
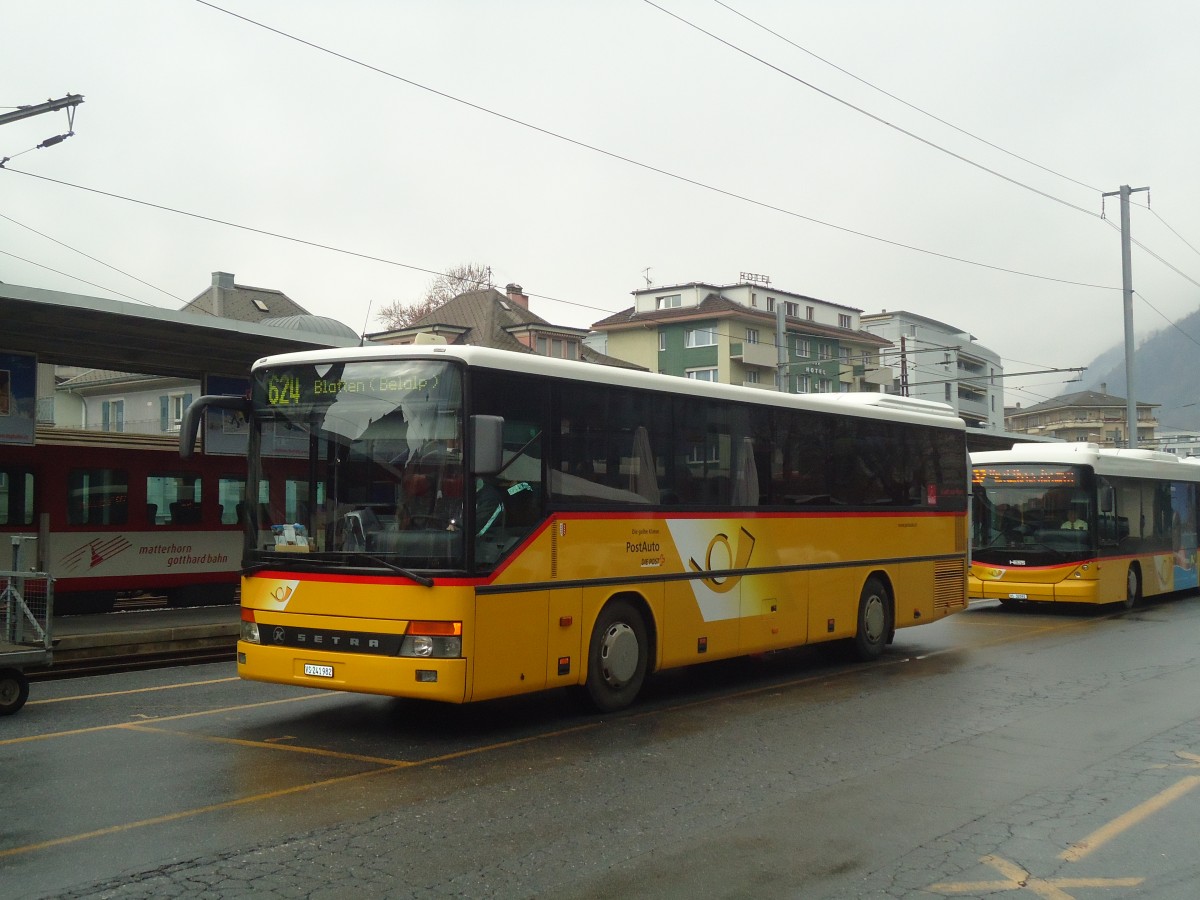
[1005,385,1159,446]
[590,277,891,393]
[860,310,1004,431]
[370,283,643,369]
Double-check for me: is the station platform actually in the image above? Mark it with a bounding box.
[43,604,240,673]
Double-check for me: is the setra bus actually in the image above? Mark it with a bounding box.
[970,442,1200,608]
[0,427,247,613]
[182,344,970,710]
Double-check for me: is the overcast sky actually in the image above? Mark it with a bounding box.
[4,1,1199,407]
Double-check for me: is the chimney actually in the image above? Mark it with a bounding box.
[505,283,529,309]
[212,271,234,318]
[1100,382,1107,395]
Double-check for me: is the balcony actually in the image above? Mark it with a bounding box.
[729,341,778,368]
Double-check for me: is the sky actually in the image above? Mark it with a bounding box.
[4,1,1199,409]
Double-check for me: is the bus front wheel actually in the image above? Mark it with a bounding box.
[853,577,892,661]
[584,599,649,712]
[1121,566,1141,611]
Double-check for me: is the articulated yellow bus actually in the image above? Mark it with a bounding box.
[184,345,969,711]
[971,443,1200,608]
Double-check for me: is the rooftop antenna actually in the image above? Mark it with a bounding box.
[359,299,373,346]
[642,267,653,288]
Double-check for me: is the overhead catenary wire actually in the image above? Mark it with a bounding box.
[642,0,1100,219]
[0,212,183,302]
[186,0,1119,294]
[711,0,1103,195]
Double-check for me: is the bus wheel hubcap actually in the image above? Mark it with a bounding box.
[864,596,885,642]
[600,623,639,687]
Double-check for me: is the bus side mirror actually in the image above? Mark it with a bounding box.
[471,415,504,476]
[179,395,252,459]
[1100,486,1114,513]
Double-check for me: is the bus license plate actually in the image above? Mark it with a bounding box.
[1008,593,1028,600]
[304,664,334,678]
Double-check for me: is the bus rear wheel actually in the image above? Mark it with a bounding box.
[584,599,649,712]
[853,576,892,661]
[0,668,30,716]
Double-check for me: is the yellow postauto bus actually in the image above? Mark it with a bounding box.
[183,344,969,711]
[971,443,1200,608]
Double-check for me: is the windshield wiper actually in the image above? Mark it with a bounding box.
[361,554,434,587]
[245,553,434,587]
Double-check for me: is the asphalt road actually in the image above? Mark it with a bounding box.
[4,595,1200,899]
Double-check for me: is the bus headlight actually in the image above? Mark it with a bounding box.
[399,621,462,658]
[240,610,261,644]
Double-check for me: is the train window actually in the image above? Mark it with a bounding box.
[284,478,324,527]
[219,477,245,525]
[0,469,34,526]
[68,469,129,526]
[147,474,203,526]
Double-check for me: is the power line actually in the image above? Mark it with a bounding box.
[1101,217,1200,291]
[0,247,156,305]
[642,0,1100,218]
[189,0,1119,293]
[711,0,1103,195]
[0,211,183,302]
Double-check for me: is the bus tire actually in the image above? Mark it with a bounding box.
[0,668,30,716]
[584,599,649,712]
[1121,565,1141,611]
[853,576,891,661]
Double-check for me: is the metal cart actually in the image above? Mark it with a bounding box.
[1,536,53,716]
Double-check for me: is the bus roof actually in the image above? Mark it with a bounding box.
[252,343,965,431]
[972,441,1200,482]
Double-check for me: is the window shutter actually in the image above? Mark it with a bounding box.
[160,395,169,432]
[101,402,110,431]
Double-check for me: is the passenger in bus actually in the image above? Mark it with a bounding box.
[1061,508,1087,531]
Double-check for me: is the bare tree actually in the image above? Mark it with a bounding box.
[376,262,493,330]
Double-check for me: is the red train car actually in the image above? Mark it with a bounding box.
[0,428,245,613]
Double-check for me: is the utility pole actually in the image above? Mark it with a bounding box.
[1102,184,1149,448]
[775,300,788,392]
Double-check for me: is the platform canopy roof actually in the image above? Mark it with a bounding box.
[0,283,362,379]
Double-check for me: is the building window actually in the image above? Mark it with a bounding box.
[806,305,815,320]
[657,294,682,310]
[818,378,833,393]
[751,293,758,308]
[746,370,759,384]
[101,399,124,433]
[685,368,718,382]
[838,347,850,362]
[685,327,717,348]
[797,375,810,393]
[536,336,548,355]
[658,332,667,352]
[795,338,810,357]
[784,301,799,318]
[766,297,775,312]
[161,393,193,433]
[745,328,759,344]
[945,383,952,403]
[838,314,851,329]
[818,344,833,361]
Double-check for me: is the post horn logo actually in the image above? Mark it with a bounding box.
[689,526,756,593]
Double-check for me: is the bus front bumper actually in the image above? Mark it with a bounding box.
[237,641,469,703]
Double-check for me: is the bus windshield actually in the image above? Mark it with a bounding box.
[972,462,1095,561]
[248,358,466,571]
